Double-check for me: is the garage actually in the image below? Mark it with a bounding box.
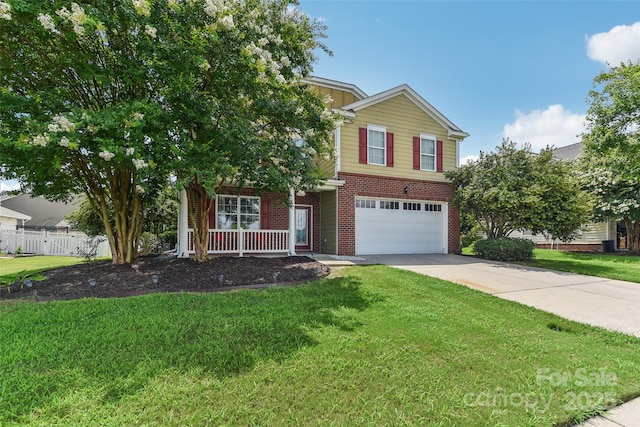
[354,198,447,255]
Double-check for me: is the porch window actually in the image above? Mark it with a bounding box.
[217,196,260,230]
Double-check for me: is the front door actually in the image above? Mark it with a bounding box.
[295,206,312,251]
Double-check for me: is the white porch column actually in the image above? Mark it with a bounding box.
[288,187,297,256]
[178,188,189,258]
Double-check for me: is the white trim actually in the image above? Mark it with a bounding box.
[340,84,469,139]
[335,188,339,255]
[456,139,461,168]
[0,206,30,221]
[302,76,368,100]
[334,125,341,175]
[442,202,449,254]
[294,204,313,251]
[289,188,296,256]
[178,189,189,258]
[315,179,345,191]
[216,194,261,230]
[419,133,437,171]
[367,124,387,166]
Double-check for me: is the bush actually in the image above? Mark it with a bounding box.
[472,237,535,262]
[461,232,482,249]
[138,232,161,255]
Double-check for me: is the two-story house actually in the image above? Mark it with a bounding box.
[176,77,469,257]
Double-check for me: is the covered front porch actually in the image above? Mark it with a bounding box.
[176,180,343,258]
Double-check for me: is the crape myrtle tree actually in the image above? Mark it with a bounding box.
[0,1,172,264]
[580,62,640,253]
[151,0,338,261]
[0,0,339,264]
[445,139,591,241]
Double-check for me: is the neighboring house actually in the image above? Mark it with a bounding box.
[0,193,81,232]
[176,77,469,257]
[514,142,626,251]
[0,206,31,231]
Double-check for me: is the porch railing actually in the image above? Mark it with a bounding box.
[186,229,289,256]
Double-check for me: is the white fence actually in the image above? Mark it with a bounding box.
[0,229,111,258]
[187,229,289,256]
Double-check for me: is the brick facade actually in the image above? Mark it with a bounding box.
[189,176,460,256]
[336,172,461,255]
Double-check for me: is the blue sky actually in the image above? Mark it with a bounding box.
[1,1,639,192]
[298,0,640,163]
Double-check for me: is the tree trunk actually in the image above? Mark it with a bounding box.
[185,178,214,262]
[626,218,640,254]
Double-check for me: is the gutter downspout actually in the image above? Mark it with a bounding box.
[288,188,297,256]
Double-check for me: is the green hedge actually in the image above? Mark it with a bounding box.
[472,237,535,262]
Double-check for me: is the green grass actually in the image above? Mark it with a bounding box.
[0,256,84,278]
[462,247,640,284]
[1,266,639,426]
[524,249,640,284]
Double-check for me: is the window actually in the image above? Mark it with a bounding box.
[217,196,260,230]
[356,199,376,209]
[368,126,386,165]
[380,200,399,210]
[425,203,442,212]
[421,134,436,171]
[403,202,421,211]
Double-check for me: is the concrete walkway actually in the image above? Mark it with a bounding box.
[314,253,640,427]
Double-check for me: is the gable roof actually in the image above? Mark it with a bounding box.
[338,84,469,140]
[303,76,368,101]
[0,193,81,229]
[0,206,31,221]
[552,142,583,160]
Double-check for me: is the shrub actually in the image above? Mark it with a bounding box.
[138,232,161,255]
[472,237,535,262]
[461,232,482,249]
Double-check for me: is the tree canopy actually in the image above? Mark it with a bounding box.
[580,62,640,253]
[0,0,338,263]
[445,140,592,242]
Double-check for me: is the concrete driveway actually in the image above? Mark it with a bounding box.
[317,253,640,338]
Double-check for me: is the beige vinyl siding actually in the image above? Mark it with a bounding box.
[341,94,457,181]
[0,217,18,231]
[313,86,359,109]
[517,221,609,244]
[320,191,337,254]
[316,137,337,178]
[580,221,610,243]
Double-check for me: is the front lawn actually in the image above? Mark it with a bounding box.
[0,255,84,277]
[1,266,638,426]
[524,249,640,284]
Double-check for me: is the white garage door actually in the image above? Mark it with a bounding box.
[355,198,447,255]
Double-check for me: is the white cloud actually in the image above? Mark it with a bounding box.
[0,180,20,192]
[587,22,640,66]
[460,154,479,165]
[503,105,587,151]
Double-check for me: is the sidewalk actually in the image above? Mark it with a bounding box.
[313,253,640,427]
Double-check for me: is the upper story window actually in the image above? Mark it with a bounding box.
[368,125,386,166]
[420,134,437,171]
[217,195,260,230]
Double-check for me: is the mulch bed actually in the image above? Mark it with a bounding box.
[1,255,330,302]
